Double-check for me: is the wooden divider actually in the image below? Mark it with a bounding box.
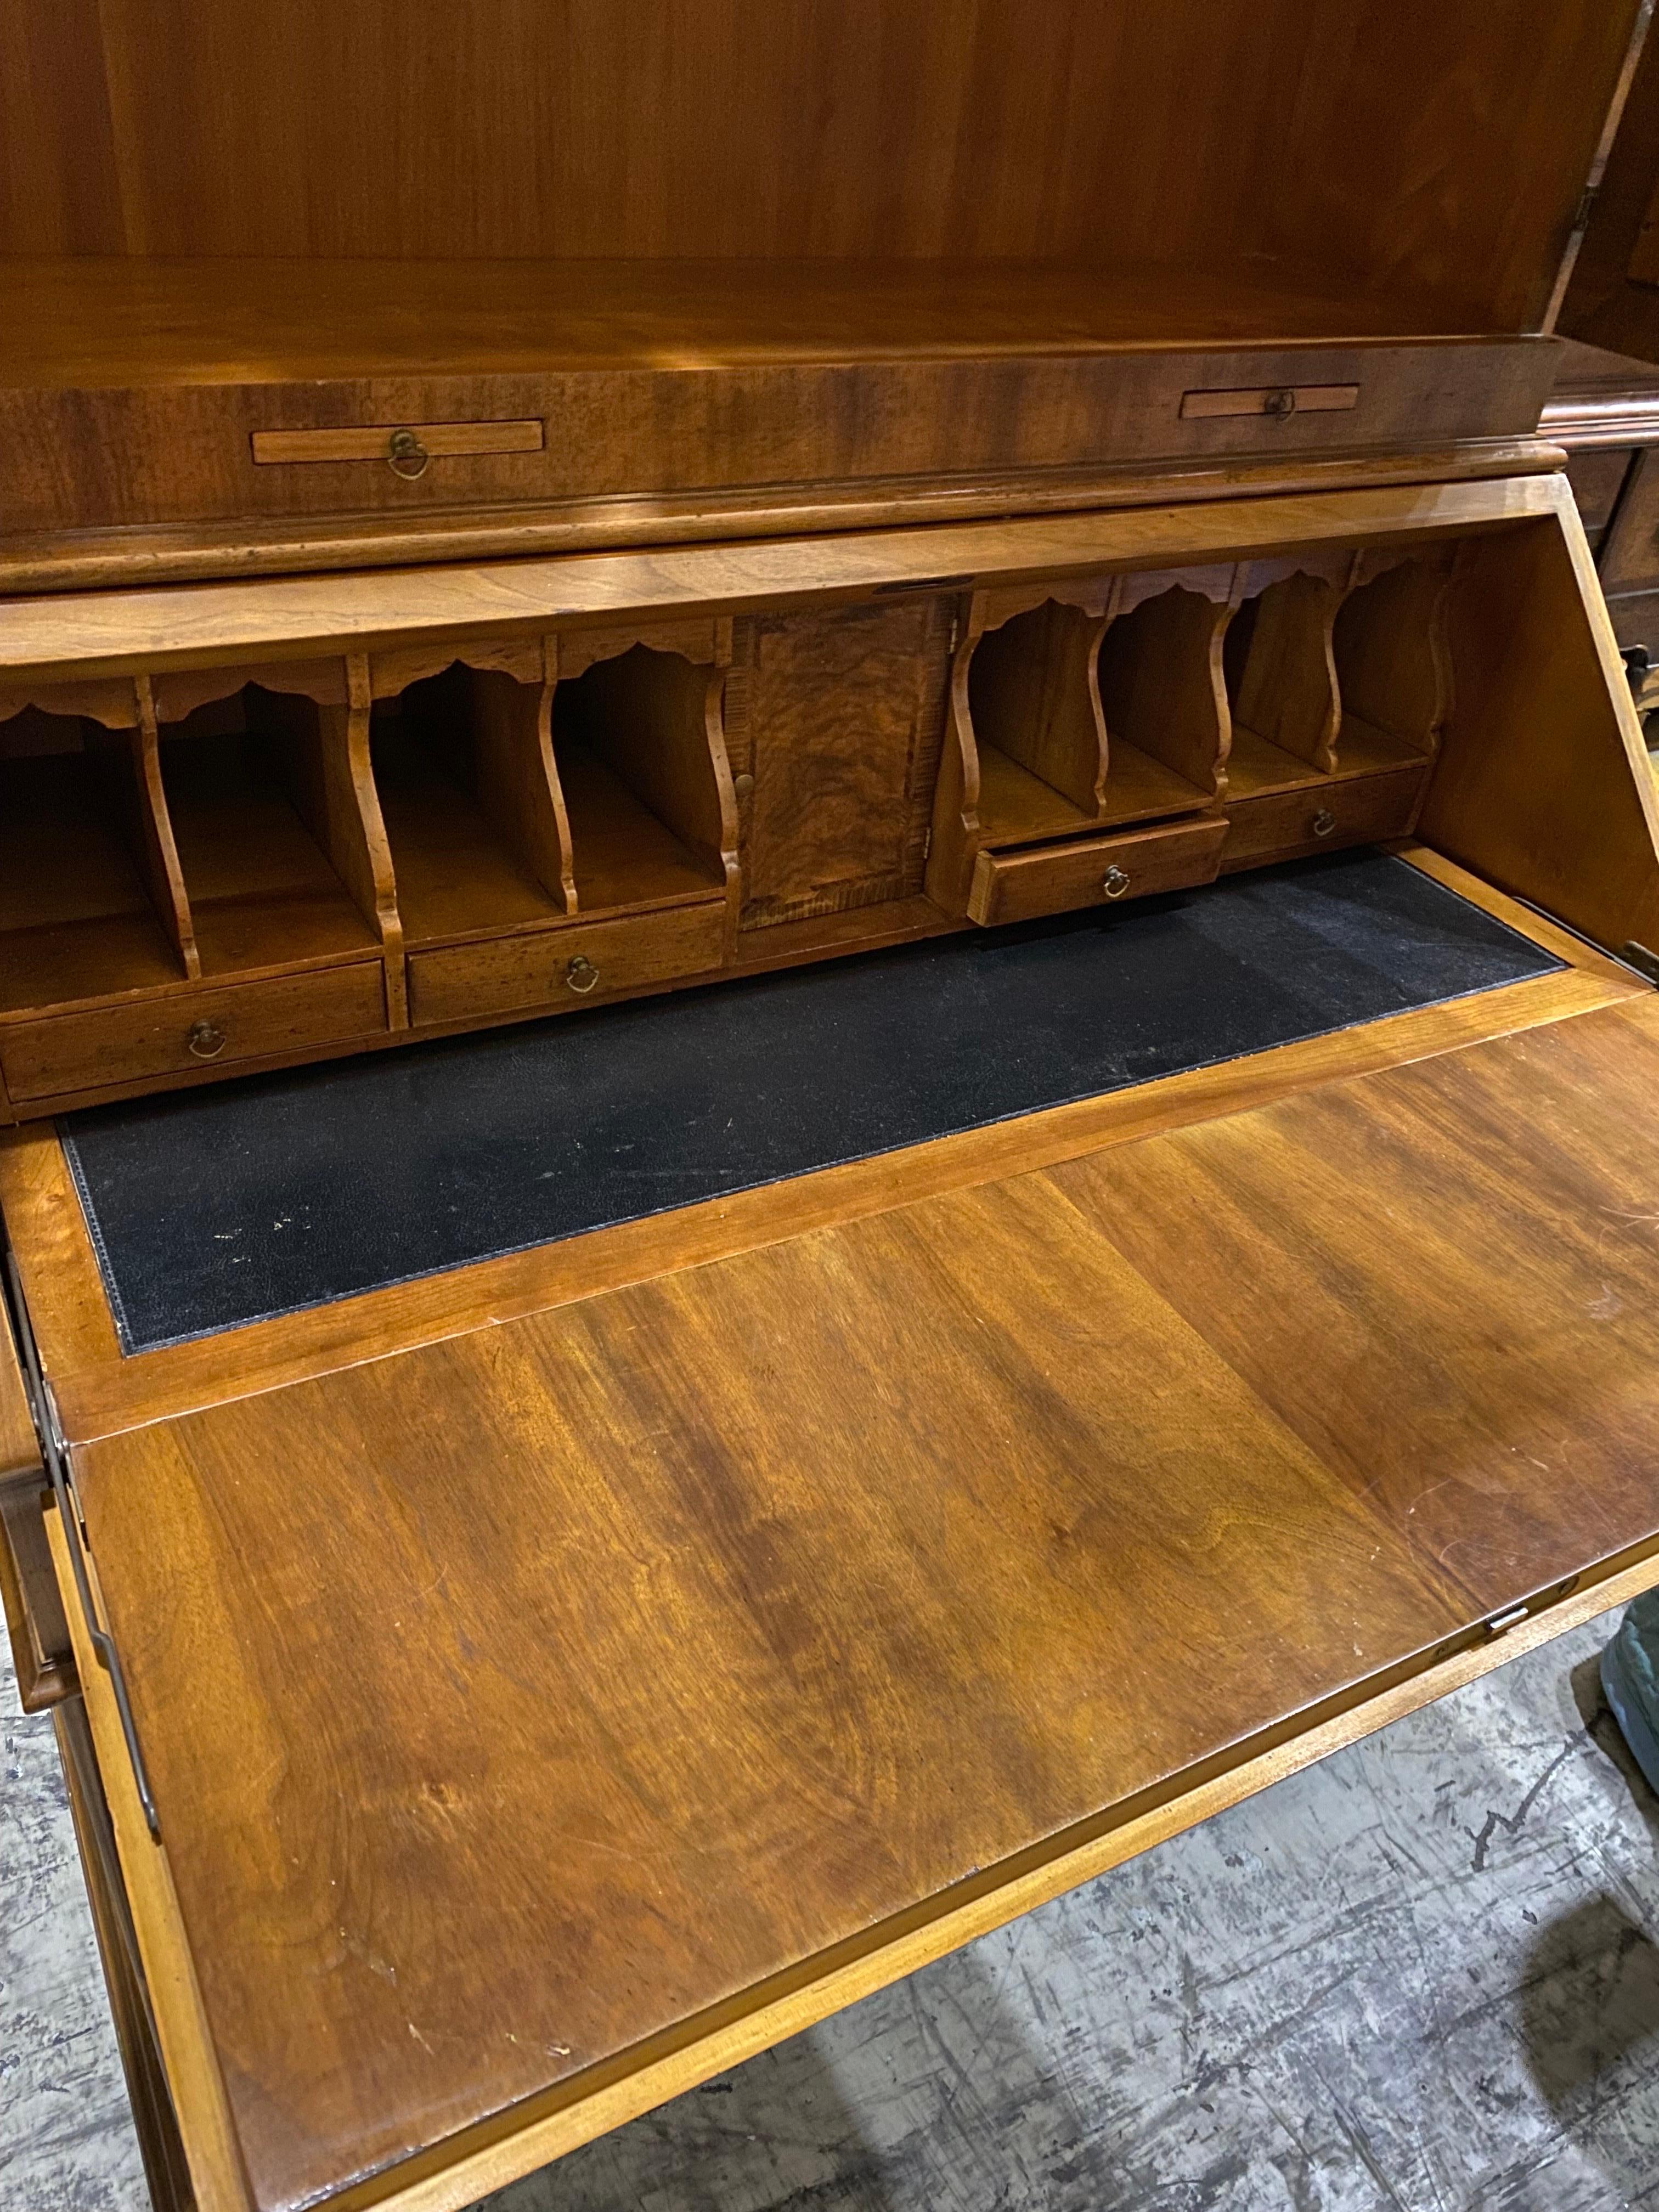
[110,680,198,979]
[1097,571,1237,813]
[471,663,578,919]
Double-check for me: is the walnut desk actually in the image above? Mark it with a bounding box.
[5,6,1659,2208]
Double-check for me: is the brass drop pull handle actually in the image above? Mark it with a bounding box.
[1263,388,1296,420]
[565,954,601,995]
[187,1020,228,1060]
[1101,865,1132,900]
[1311,808,1337,839]
[387,428,431,480]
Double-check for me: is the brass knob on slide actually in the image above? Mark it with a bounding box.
[1101,865,1132,900]
[187,1020,228,1060]
[1263,388,1297,419]
[565,954,601,995]
[386,428,431,479]
[1311,808,1337,839]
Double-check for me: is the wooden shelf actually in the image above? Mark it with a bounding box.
[160,732,377,976]
[976,741,1098,845]
[1336,715,1431,779]
[556,742,725,913]
[1097,582,1231,821]
[979,737,1208,845]
[1100,740,1213,826]
[373,715,564,950]
[0,258,1496,390]
[1225,726,1332,801]
[970,582,1221,853]
[1227,719,1428,802]
[0,749,183,1017]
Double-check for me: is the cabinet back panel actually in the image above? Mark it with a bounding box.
[0,3,1635,330]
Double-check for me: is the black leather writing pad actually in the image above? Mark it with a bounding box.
[63,851,1564,1353]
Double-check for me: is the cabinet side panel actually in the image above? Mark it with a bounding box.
[1419,499,1659,954]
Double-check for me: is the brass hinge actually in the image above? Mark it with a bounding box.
[1622,940,1659,988]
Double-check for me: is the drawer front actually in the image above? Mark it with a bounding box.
[968,814,1228,928]
[0,962,388,1103]
[1221,765,1427,874]
[0,340,1551,541]
[1600,448,1659,595]
[410,900,726,1026]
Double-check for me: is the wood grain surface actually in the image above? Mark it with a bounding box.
[72,1178,1464,2212]
[0,5,1631,337]
[741,600,950,926]
[56,985,1659,2212]
[0,1286,41,1481]
[0,475,1566,689]
[0,1486,73,1711]
[1420,494,1659,955]
[0,440,1568,601]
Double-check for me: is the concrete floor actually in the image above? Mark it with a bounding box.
[4,1615,1658,2212]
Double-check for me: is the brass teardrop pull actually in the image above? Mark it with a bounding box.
[1311,808,1337,839]
[565,953,601,994]
[387,428,431,479]
[187,1020,228,1059]
[1101,865,1132,899]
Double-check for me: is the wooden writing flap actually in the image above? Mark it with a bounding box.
[44,991,1659,2212]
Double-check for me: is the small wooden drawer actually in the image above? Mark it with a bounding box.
[967,814,1228,928]
[1220,765,1428,874]
[410,900,727,1027]
[0,962,388,1103]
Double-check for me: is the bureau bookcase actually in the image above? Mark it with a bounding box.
[7,7,1659,2211]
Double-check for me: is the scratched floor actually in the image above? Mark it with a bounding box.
[4,1618,1659,2212]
